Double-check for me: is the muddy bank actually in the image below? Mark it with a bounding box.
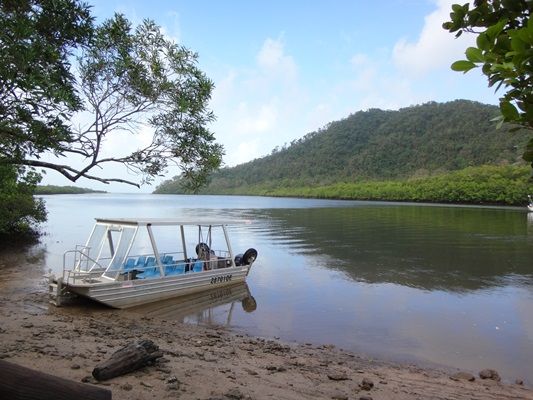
[0,254,532,400]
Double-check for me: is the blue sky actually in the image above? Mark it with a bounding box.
[41,0,500,192]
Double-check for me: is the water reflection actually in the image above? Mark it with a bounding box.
[246,206,533,292]
[528,212,533,233]
[127,283,256,325]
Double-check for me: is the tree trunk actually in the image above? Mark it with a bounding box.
[92,339,163,381]
[0,359,111,400]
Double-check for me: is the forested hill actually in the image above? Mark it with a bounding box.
[155,100,529,194]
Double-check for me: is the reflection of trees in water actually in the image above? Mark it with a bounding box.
[528,213,533,233]
[248,206,533,292]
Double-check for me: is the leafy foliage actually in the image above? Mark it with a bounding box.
[0,165,47,240]
[0,2,222,237]
[1,6,223,189]
[155,100,529,198]
[443,0,533,164]
[184,165,532,206]
[0,0,93,162]
[53,14,223,189]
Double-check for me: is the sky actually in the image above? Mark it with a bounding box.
[40,0,501,192]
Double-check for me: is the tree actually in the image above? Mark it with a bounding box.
[1,0,92,238]
[0,0,94,164]
[1,6,223,190]
[443,0,533,165]
[0,165,46,240]
[69,14,223,189]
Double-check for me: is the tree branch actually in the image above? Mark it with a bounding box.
[14,159,140,187]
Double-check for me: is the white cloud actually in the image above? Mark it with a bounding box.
[256,37,298,80]
[349,53,378,92]
[208,37,304,167]
[227,141,261,166]
[162,11,181,44]
[235,102,278,134]
[392,0,475,75]
[337,0,493,115]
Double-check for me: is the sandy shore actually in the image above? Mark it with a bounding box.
[1,251,532,400]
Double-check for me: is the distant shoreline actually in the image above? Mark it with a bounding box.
[35,185,107,195]
[154,165,533,207]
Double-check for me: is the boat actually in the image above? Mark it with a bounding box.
[47,218,258,309]
[528,195,533,212]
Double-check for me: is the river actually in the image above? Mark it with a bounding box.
[35,194,533,382]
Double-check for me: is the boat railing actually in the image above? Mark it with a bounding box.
[62,249,108,284]
[205,250,232,270]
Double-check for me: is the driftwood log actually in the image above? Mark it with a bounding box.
[0,359,111,400]
[92,339,163,381]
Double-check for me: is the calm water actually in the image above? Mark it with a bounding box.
[38,194,533,382]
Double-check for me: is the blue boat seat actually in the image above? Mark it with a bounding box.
[162,255,174,264]
[165,261,187,276]
[136,257,193,278]
[136,256,146,268]
[191,260,203,272]
[136,256,159,279]
[136,268,160,279]
[145,256,156,267]
[123,258,136,270]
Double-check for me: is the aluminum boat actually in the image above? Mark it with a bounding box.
[48,218,257,308]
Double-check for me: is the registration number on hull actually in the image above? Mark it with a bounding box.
[210,275,232,284]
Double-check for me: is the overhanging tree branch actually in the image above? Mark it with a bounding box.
[1,7,223,189]
[15,159,140,187]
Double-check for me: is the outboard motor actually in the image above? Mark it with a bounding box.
[234,253,244,266]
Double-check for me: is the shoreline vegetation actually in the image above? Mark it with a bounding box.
[35,185,107,195]
[155,165,533,206]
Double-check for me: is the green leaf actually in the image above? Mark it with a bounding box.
[528,17,533,36]
[451,4,463,13]
[509,35,526,52]
[523,138,533,162]
[476,33,490,51]
[500,100,520,121]
[486,19,507,41]
[451,60,476,72]
[465,47,484,62]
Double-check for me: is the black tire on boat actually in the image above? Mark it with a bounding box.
[242,248,258,265]
[195,242,210,257]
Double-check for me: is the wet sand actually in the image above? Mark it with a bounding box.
[1,251,532,400]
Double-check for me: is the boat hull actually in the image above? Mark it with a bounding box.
[64,266,250,309]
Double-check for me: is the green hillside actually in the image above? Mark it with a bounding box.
[155,100,531,202]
